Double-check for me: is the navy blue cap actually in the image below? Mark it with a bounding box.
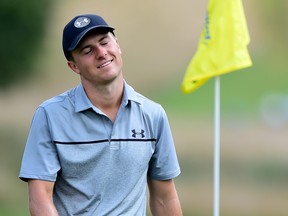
[62,14,114,60]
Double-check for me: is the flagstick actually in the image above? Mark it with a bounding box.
[213,76,220,216]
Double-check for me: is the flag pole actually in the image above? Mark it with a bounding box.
[181,1,252,214]
[213,76,220,216]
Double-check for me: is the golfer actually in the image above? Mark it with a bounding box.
[19,14,182,216]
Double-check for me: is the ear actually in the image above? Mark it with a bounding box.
[67,61,81,74]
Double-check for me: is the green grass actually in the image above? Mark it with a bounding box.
[0,204,29,216]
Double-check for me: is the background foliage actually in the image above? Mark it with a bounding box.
[0,0,52,89]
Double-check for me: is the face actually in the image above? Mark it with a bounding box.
[68,31,123,87]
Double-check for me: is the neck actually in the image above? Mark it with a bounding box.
[82,77,124,122]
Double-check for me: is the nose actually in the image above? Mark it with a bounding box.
[95,46,107,59]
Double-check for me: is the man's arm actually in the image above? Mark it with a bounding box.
[28,179,59,216]
[147,177,182,216]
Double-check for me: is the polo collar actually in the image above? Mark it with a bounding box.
[74,81,142,113]
[74,84,93,112]
[122,81,142,106]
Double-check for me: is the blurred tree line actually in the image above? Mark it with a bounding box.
[0,0,53,89]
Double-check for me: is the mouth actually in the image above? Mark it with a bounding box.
[97,59,113,69]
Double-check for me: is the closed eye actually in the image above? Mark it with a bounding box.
[81,47,93,55]
[99,39,110,46]
[100,42,108,46]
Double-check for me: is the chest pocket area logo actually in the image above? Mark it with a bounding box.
[131,129,145,138]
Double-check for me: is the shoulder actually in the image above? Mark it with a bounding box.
[131,89,168,124]
[136,92,161,108]
[127,84,165,117]
[39,86,77,110]
[125,82,162,109]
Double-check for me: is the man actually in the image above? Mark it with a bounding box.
[19,14,182,216]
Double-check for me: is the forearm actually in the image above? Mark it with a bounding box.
[28,180,59,216]
[29,198,59,216]
[148,178,182,216]
[150,195,182,216]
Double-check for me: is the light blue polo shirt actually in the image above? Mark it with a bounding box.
[19,81,180,216]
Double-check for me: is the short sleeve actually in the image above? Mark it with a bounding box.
[147,106,181,180]
[19,107,60,182]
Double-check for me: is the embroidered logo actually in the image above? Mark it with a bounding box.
[204,12,211,41]
[131,129,145,138]
[74,17,91,28]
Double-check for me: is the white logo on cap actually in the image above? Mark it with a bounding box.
[74,17,91,28]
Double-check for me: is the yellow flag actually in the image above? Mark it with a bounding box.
[182,0,252,94]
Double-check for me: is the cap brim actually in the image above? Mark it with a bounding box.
[68,26,115,51]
